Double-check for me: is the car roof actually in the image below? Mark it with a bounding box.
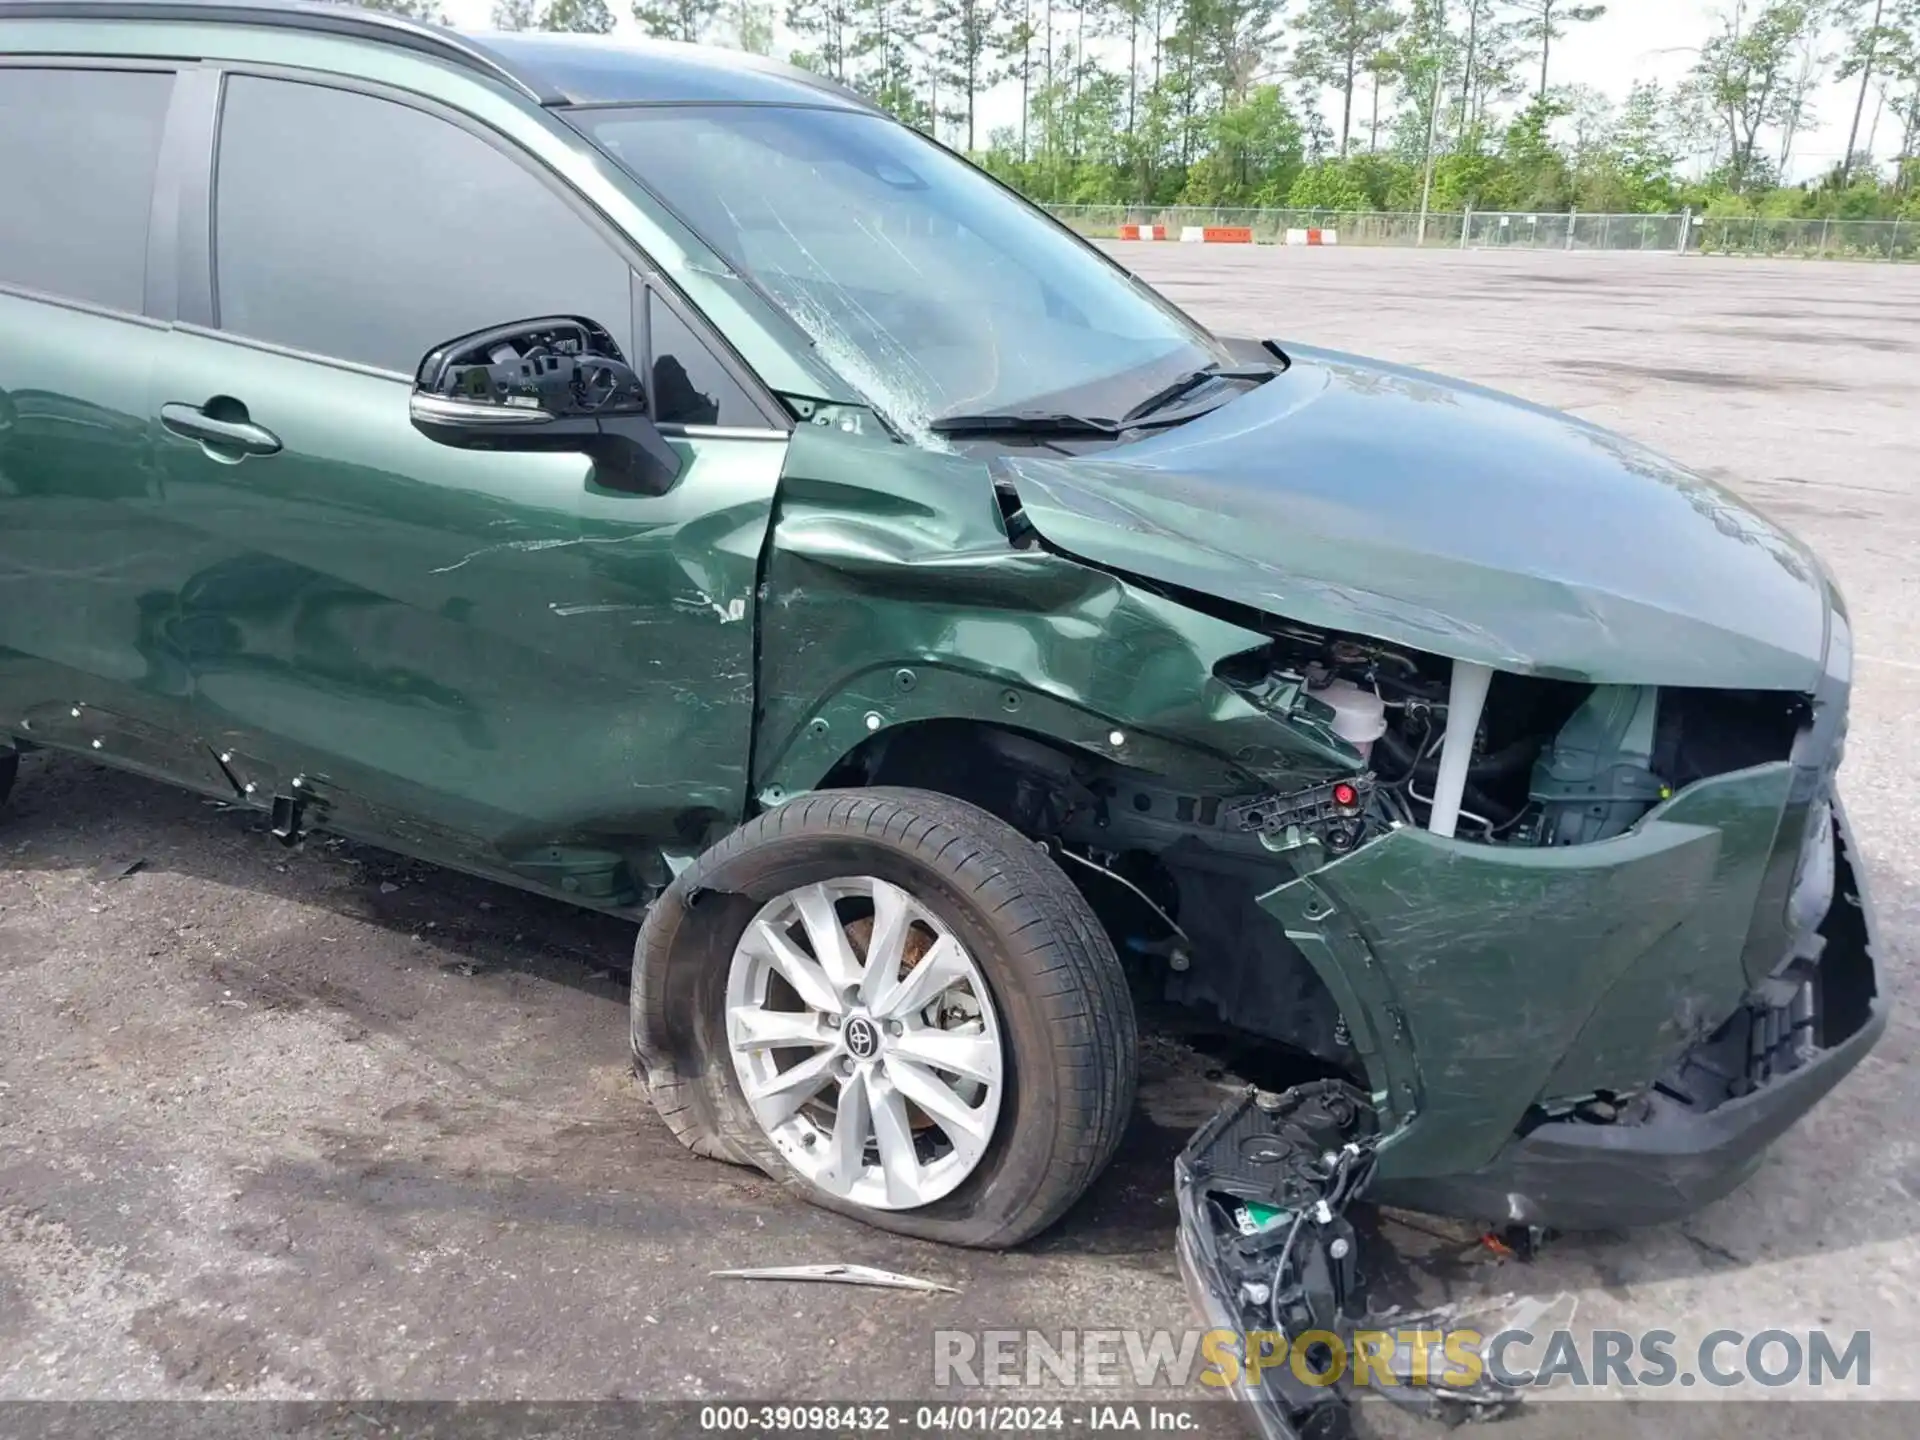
[0,0,881,111]
[468,31,879,111]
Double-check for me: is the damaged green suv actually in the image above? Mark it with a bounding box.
[0,0,1882,1333]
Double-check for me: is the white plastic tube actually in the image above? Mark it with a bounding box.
[1427,661,1494,838]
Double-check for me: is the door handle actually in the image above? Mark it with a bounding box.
[161,400,282,458]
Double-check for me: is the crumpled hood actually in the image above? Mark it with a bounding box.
[996,344,1836,691]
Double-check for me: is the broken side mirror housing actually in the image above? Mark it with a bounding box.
[409,316,683,496]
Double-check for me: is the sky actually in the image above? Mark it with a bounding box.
[436,0,1887,183]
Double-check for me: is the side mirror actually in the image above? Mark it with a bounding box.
[408,317,682,496]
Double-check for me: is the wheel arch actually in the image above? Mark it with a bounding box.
[752,668,1254,810]
[751,711,1365,1092]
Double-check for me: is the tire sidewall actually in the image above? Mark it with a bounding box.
[683,822,1080,1243]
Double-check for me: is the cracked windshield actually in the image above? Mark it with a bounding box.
[575,103,1220,434]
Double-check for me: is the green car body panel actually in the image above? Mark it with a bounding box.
[998,342,1837,693]
[0,10,1882,1223]
[755,424,1358,807]
[152,328,789,894]
[1263,763,1794,1177]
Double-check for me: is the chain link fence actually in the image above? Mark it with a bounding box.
[1045,203,1920,261]
[1461,210,1688,250]
[1686,214,1916,260]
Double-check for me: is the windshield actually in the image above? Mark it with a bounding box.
[570,104,1225,438]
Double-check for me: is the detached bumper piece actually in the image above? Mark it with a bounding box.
[1175,1082,1516,1440]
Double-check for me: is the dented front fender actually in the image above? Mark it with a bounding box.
[754,425,1359,799]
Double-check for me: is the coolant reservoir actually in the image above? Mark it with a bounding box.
[1311,679,1388,758]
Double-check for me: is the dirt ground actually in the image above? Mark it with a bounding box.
[4,248,1919,1433]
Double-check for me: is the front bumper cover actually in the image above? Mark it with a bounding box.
[1368,801,1885,1229]
[1175,802,1885,1437]
[1369,994,1885,1231]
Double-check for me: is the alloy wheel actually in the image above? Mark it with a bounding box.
[724,877,1005,1209]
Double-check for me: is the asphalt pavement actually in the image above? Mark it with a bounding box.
[2,246,1917,1434]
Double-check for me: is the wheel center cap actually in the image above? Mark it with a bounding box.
[843,1015,881,1061]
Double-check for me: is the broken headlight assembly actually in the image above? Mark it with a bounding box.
[1175,1083,1517,1440]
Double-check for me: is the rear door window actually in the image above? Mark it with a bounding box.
[0,67,172,312]
[213,75,634,374]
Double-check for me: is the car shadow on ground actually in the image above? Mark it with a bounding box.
[1,748,639,997]
[2,748,1904,1304]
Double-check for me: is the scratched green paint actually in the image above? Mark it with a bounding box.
[0,14,1856,1191]
[756,425,1361,802]
[1263,764,1794,1176]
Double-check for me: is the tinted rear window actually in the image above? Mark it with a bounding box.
[0,67,172,312]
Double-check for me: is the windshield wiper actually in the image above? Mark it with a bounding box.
[930,360,1283,438]
[1120,362,1280,425]
[928,410,1120,438]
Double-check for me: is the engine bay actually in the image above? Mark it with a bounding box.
[1215,620,1808,856]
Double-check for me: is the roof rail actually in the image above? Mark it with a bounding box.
[0,0,564,104]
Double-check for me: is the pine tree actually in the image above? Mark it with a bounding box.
[929,0,1010,148]
[1292,0,1404,156]
[1840,0,1899,179]
[850,0,933,125]
[1360,31,1400,149]
[726,0,776,50]
[1453,0,1483,131]
[996,0,1039,158]
[1691,1,1824,189]
[790,0,858,77]
[1455,2,1525,131]
[1506,0,1606,102]
[1891,0,1920,188]
[1612,79,1679,204]
[547,0,618,29]
[633,0,724,40]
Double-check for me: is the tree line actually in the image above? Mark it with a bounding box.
[350,0,1920,220]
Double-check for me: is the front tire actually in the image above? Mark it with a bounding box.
[0,749,15,809]
[632,788,1136,1248]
